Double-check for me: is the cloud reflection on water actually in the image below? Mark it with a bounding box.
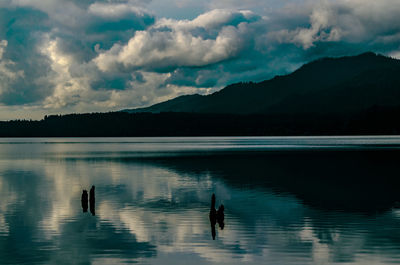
[0,144,399,264]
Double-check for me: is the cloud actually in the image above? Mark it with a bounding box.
[0,39,26,102]
[2,0,400,119]
[88,2,150,19]
[269,5,342,49]
[94,9,261,72]
[86,2,155,36]
[0,0,157,113]
[265,0,400,49]
[0,40,24,81]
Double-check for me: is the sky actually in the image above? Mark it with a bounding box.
[1,0,400,120]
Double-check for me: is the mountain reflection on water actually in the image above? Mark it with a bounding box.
[0,137,400,264]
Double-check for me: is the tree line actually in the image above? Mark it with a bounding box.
[0,106,399,137]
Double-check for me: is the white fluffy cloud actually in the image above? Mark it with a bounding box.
[270,4,342,49]
[266,0,400,49]
[88,2,150,19]
[94,9,259,72]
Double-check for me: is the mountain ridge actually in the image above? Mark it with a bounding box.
[122,52,400,115]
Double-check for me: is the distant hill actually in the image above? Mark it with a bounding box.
[122,52,400,115]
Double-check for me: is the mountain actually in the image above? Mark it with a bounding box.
[122,52,400,115]
[2,52,400,137]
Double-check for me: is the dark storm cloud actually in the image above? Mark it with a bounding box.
[0,0,155,111]
[0,7,53,105]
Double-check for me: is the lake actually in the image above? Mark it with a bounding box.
[0,137,400,264]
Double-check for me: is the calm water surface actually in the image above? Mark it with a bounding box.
[0,137,400,264]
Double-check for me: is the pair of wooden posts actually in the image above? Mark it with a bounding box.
[81,185,95,216]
